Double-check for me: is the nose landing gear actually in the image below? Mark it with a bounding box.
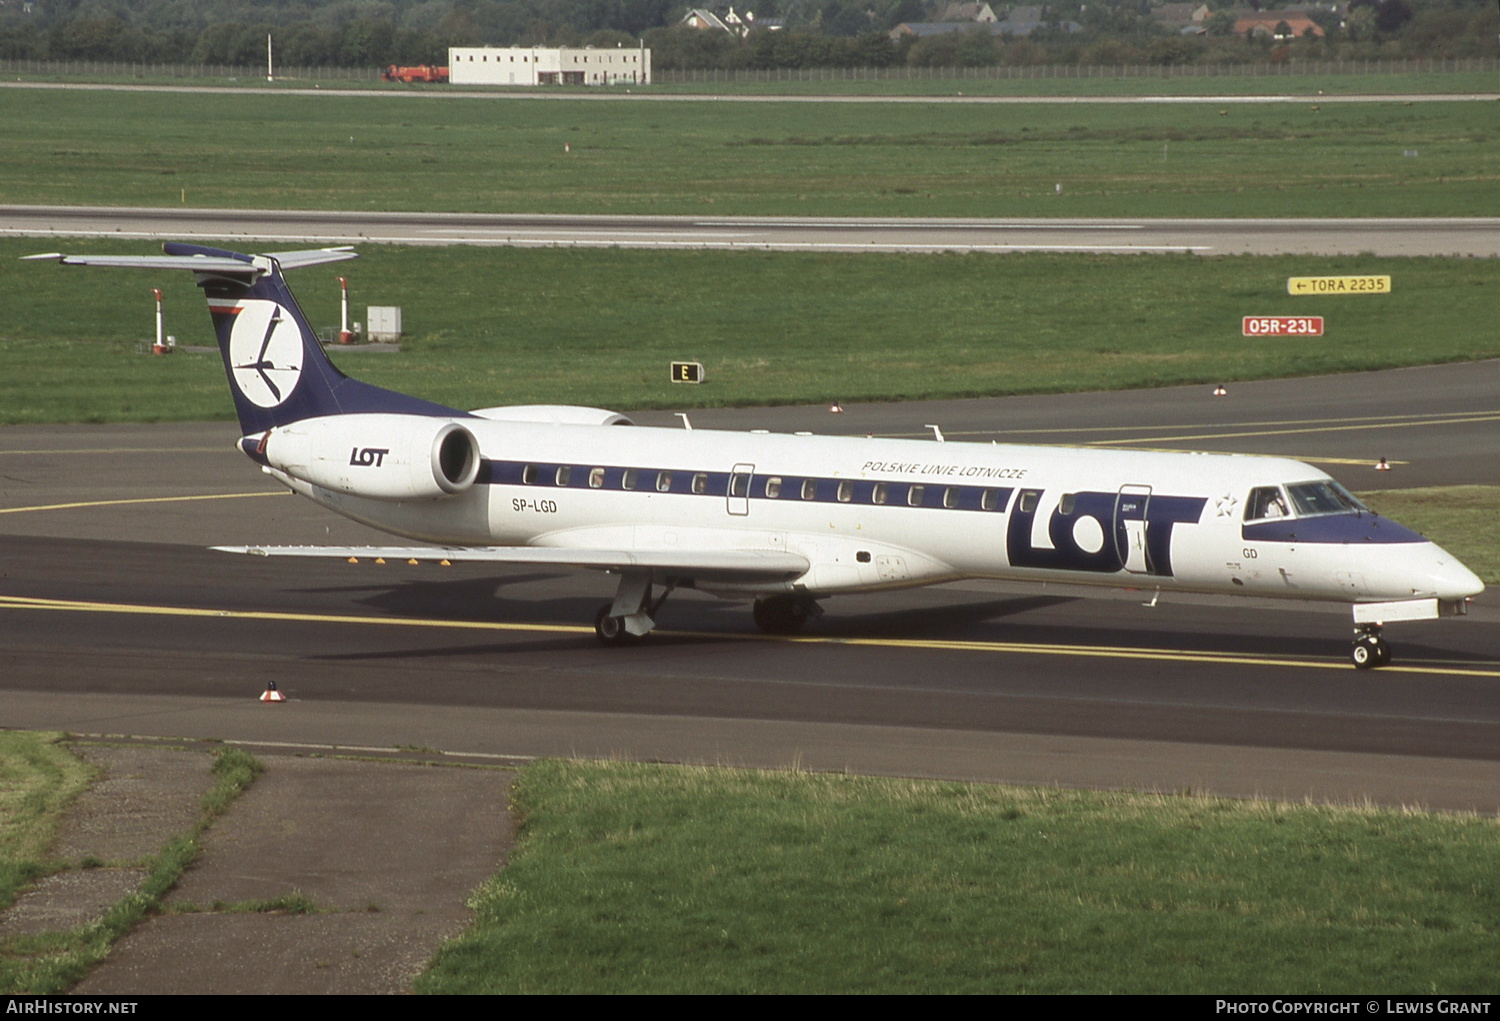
[1351,625,1391,669]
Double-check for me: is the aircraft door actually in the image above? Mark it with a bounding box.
[727,463,754,517]
[1115,485,1152,574]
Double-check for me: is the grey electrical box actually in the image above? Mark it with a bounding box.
[366,306,402,342]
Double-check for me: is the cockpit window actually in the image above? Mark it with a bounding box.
[1245,486,1289,521]
[1286,480,1368,517]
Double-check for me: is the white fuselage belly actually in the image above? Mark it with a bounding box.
[265,419,1473,605]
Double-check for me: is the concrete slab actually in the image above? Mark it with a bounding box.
[73,754,513,994]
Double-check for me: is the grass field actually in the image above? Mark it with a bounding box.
[1,88,1495,218]
[1360,486,1500,585]
[3,241,1494,424]
[417,759,1500,994]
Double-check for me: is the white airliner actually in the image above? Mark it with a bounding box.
[30,244,1483,668]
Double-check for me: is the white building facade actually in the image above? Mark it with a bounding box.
[449,46,651,86]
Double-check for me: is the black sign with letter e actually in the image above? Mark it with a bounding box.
[671,361,705,384]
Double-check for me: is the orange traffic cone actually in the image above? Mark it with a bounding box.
[260,682,286,703]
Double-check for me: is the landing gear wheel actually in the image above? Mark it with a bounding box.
[594,604,639,647]
[753,596,814,635]
[1351,635,1391,669]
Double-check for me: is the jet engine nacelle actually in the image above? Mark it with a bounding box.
[469,404,634,427]
[263,414,481,500]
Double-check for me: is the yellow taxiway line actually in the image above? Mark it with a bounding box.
[2,593,1496,679]
[0,491,286,515]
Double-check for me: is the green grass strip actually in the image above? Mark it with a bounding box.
[4,242,1496,424]
[418,759,1499,994]
[644,70,1500,98]
[0,88,1495,218]
[1360,486,1500,585]
[0,744,261,994]
[0,733,93,912]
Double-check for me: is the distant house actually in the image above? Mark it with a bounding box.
[681,7,781,37]
[890,17,1080,40]
[936,3,998,21]
[682,8,733,33]
[1152,3,1212,29]
[1233,13,1324,38]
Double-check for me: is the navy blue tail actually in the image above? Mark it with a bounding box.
[167,243,465,435]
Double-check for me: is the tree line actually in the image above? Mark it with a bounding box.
[0,0,1492,69]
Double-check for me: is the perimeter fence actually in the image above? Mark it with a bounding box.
[657,57,1497,84]
[0,60,381,80]
[0,55,1493,84]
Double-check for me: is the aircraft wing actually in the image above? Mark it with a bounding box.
[214,545,809,582]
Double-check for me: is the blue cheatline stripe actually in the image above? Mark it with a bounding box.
[1242,514,1426,545]
[478,459,1015,513]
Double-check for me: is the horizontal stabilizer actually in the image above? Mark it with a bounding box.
[22,247,357,274]
[264,247,359,269]
[23,253,259,273]
[214,544,810,580]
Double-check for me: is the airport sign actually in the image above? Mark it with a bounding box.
[1287,275,1390,296]
[671,361,705,384]
[1243,316,1324,337]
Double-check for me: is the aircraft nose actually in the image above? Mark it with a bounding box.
[1419,543,1485,602]
[1367,541,1485,602]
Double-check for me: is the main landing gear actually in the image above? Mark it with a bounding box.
[594,583,824,646]
[1350,624,1391,669]
[594,571,675,646]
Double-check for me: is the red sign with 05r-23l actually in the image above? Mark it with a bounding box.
[1242,316,1324,337]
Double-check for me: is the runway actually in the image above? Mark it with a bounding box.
[1,362,1496,812]
[5,205,1497,256]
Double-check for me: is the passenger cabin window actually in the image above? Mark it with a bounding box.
[656,471,671,492]
[943,487,958,509]
[522,465,538,485]
[765,477,782,499]
[691,473,708,495]
[588,467,605,489]
[801,479,817,501]
[1018,491,1038,513]
[907,485,924,507]
[836,481,853,503]
[555,466,572,487]
[1058,493,1075,515]
[981,489,1001,512]
[622,469,638,491]
[729,474,750,498]
[1245,486,1289,521]
[872,483,888,505]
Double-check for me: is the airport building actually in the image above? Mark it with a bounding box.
[448,46,651,86]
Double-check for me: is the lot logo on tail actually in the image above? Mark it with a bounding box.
[229,301,303,408]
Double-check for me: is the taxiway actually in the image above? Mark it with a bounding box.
[1,362,1495,811]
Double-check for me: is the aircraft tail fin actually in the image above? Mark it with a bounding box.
[29,243,464,435]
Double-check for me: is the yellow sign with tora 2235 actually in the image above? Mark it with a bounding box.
[1287,275,1391,296]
